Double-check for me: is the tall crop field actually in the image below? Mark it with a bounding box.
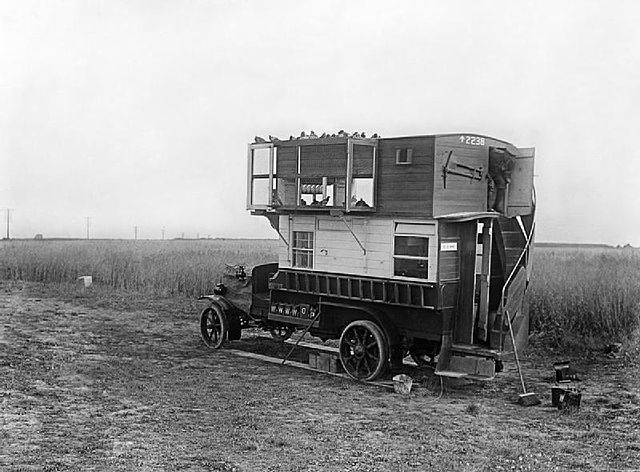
[1,239,278,297]
[2,239,639,348]
[529,246,640,347]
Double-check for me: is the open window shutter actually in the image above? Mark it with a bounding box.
[506,147,535,217]
[352,144,375,176]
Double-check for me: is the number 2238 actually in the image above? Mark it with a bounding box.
[459,135,485,146]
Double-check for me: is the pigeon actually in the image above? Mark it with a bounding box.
[289,135,295,140]
[337,130,348,137]
[371,133,379,138]
[319,132,327,138]
[309,130,318,138]
[299,131,308,139]
[268,135,280,142]
[361,132,366,138]
[254,136,267,143]
[351,131,361,138]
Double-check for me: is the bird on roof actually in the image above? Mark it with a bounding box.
[371,133,379,138]
[337,130,348,137]
[289,135,295,140]
[268,135,280,142]
[254,136,267,143]
[319,132,327,138]
[351,131,361,138]
[299,131,308,139]
[309,130,318,138]
[361,132,366,138]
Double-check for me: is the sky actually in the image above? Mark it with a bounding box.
[1,0,639,244]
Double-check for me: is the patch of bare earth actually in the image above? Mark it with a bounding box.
[0,281,638,471]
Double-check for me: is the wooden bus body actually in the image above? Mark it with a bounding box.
[203,132,535,382]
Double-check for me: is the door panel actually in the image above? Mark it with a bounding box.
[506,147,535,217]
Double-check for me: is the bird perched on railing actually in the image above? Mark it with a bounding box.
[266,130,381,141]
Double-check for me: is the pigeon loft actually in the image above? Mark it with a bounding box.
[198,131,536,384]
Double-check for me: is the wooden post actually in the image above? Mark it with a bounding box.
[477,219,493,342]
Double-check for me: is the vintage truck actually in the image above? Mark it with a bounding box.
[199,131,535,381]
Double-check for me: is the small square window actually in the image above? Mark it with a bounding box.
[393,235,429,279]
[292,231,314,268]
[395,148,413,165]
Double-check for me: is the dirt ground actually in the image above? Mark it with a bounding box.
[1,281,639,472]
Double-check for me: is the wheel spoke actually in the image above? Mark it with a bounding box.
[344,337,357,347]
[365,340,378,350]
[342,351,355,361]
[362,355,373,376]
[356,327,367,345]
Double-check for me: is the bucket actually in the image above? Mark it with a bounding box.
[392,374,413,394]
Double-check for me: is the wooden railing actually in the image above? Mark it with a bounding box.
[270,268,437,309]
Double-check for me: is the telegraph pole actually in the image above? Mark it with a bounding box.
[3,209,13,239]
[85,216,92,240]
[161,227,165,240]
[134,226,138,240]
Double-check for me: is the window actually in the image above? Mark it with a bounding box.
[292,231,314,268]
[247,144,276,208]
[349,177,373,208]
[348,143,376,209]
[395,148,413,165]
[298,177,346,207]
[393,223,434,280]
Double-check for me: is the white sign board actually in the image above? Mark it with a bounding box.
[440,242,458,252]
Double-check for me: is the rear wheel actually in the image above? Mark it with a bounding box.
[200,305,228,349]
[339,320,389,381]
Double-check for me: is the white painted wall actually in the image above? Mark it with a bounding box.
[277,214,439,282]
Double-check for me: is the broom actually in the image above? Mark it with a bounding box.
[506,310,540,406]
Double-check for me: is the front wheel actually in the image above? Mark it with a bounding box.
[269,325,294,342]
[200,305,228,349]
[339,320,389,381]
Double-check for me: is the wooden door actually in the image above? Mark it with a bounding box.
[506,148,535,217]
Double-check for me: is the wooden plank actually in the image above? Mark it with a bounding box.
[453,221,477,344]
[284,338,339,354]
[224,347,392,391]
[477,220,493,342]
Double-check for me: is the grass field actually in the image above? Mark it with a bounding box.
[1,241,640,471]
[1,239,639,351]
[1,239,278,297]
[1,281,639,471]
[528,246,640,351]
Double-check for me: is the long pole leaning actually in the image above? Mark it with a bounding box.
[282,309,322,365]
